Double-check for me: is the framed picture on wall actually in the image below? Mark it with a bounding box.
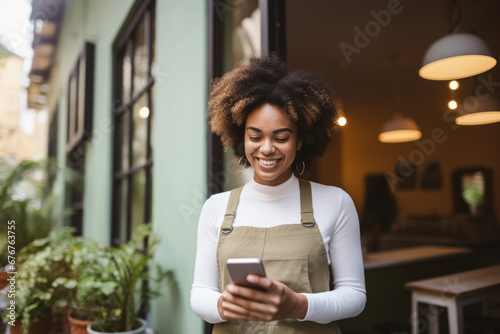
[452,167,493,216]
[420,161,442,190]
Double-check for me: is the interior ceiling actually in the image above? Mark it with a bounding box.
[287,0,500,100]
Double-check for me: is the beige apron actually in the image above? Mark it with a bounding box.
[214,179,342,333]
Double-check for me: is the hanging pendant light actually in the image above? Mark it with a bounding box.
[419,0,496,81]
[378,114,422,143]
[381,55,422,143]
[419,33,496,80]
[455,96,500,125]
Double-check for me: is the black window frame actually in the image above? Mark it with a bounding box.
[66,42,95,154]
[65,42,95,236]
[111,0,155,247]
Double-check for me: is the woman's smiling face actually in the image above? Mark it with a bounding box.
[244,103,302,186]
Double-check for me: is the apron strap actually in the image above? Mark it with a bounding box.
[299,179,315,227]
[221,179,315,233]
[220,186,244,234]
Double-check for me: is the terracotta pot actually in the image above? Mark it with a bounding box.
[9,315,51,334]
[0,271,9,291]
[87,318,147,334]
[68,315,92,334]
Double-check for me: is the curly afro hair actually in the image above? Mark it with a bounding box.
[207,54,339,168]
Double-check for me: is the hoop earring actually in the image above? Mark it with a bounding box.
[238,156,247,170]
[295,158,305,176]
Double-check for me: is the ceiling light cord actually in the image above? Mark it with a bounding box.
[448,0,462,34]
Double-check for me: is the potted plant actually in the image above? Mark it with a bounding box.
[0,158,81,332]
[63,240,119,334]
[86,223,174,334]
[6,228,85,334]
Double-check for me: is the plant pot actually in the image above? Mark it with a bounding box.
[87,318,147,334]
[68,314,92,334]
[9,315,51,334]
[0,271,8,290]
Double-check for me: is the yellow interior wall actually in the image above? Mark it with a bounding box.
[286,0,500,226]
[333,91,500,223]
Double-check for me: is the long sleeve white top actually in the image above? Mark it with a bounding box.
[191,174,366,324]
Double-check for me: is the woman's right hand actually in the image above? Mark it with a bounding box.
[217,275,308,322]
[218,283,276,321]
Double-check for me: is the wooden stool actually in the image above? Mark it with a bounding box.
[405,265,500,334]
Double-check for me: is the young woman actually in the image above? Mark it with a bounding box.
[191,55,366,333]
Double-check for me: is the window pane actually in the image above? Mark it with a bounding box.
[119,179,129,244]
[121,111,130,171]
[133,18,148,96]
[132,93,148,167]
[122,46,132,104]
[113,2,155,245]
[221,0,260,190]
[224,0,260,69]
[131,169,145,241]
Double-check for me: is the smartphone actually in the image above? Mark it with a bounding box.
[226,258,267,291]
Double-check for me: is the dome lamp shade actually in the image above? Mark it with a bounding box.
[378,114,422,143]
[419,33,496,81]
[455,96,500,125]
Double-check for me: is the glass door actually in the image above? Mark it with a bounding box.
[205,1,286,331]
[207,0,286,198]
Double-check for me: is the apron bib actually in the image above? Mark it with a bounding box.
[214,180,342,334]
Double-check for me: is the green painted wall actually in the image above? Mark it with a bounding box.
[150,0,207,332]
[48,0,135,245]
[80,0,137,246]
[47,0,207,332]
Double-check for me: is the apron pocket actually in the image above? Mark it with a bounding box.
[263,254,312,293]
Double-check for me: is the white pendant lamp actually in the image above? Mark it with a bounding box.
[419,0,496,81]
[378,114,422,143]
[455,96,500,125]
[419,33,497,80]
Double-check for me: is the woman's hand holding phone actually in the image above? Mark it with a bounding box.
[218,258,308,322]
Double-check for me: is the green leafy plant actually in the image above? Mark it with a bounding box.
[0,158,81,267]
[462,174,485,207]
[8,224,173,334]
[63,239,118,322]
[9,228,84,334]
[89,223,174,332]
[0,160,172,333]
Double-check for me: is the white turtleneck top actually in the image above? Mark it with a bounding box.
[191,174,366,324]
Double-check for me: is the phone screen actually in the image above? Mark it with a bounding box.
[226,258,267,291]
